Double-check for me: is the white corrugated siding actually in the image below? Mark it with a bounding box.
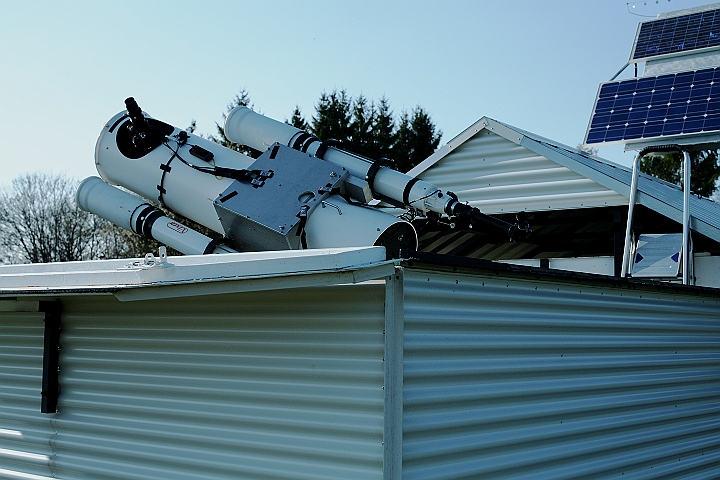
[417,131,626,214]
[53,283,386,480]
[0,309,55,480]
[401,268,720,479]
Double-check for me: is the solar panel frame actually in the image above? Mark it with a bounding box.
[584,67,720,147]
[630,7,720,63]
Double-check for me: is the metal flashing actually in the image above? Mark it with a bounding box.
[399,249,720,297]
[0,247,393,299]
[383,270,404,480]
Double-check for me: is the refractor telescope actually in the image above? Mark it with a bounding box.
[77,98,530,258]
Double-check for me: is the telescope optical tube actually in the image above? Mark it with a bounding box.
[77,176,235,255]
[224,106,529,242]
[96,110,257,234]
[94,102,416,256]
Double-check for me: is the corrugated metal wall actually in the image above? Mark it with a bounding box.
[401,268,720,479]
[0,307,55,479]
[51,283,386,480]
[417,131,626,214]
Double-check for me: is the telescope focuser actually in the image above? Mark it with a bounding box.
[125,97,149,134]
[117,97,174,158]
[446,197,531,242]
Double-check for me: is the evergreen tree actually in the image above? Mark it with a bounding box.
[408,106,442,171]
[392,107,442,173]
[392,111,413,172]
[207,89,262,158]
[640,150,720,198]
[208,88,442,174]
[372,96,395,161]
[349,94,375,158]
[310,89,353,145]
[287,104,308,131]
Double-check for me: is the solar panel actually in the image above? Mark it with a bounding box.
[631,7,720,62]
[585,67,720,146]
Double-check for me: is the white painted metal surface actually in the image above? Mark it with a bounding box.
[76,176,227,256]
[500,255,720,288]
[643,50,720,76]
[401,267,720,479]
[410,125,626,215]
[0,302,55,479]
[2,248,720,478]
[52,284,386,479]
[95,111,243,234]
[632,234,683,278]
[0,247,391,295]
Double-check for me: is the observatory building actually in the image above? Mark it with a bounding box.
[1,3,720,479]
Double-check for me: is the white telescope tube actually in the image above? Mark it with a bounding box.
[224,107,451,212]
[95,104,419,256]
[305,195,417,255]
[77,176,235,255]
[95,111,256,234]
[224,107,527,241]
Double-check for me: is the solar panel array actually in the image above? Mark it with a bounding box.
[631,7,720,61]
[585,67,720,145]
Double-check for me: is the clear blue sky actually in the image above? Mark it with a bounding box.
[0,0,715,187]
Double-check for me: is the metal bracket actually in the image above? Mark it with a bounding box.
[40,301,62,414]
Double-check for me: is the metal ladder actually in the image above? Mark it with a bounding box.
[620,145,693,285]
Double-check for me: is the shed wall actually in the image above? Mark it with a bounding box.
[0,307,55,479]
[401,268,720,479]
[2,283,387,480]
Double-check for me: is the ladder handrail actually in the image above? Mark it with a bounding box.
[621,153,641,278]
[682,151,692,285]
[621,145,691,283]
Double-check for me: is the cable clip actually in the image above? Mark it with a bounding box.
[318,183,336,195]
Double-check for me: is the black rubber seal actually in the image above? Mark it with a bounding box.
[315,139,340,159]
[301,137,321,153]
[403,177,421,205]
[291,132,313,150]
[133,205,156,235]
[365,158,396,192]
[142,209,165,239]
[203,238,223,255]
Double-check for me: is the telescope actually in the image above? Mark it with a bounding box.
[78,98,530,258]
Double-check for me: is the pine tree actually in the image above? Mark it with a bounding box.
[391,107,442,173]
[287,104,308,131]
[408,106,442,171]
[349,94,375,158]
[310,89,352,145]
[392,111,414,173]
[207,89,442,174]
[207,89,262,158]
[372,96,395,161]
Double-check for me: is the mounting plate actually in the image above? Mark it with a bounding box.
[214,144,348,251]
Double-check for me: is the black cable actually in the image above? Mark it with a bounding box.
[161,138,273,187]
[408,189,441,206]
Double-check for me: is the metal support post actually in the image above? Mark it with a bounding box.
[682,151,692,285]
[621,152,641,277]
[40,301,62,413]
